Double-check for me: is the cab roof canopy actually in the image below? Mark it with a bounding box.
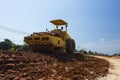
[50,19,68,27]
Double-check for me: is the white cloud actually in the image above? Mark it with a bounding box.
[100,38,104,41]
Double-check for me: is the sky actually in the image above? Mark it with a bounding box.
[0,0,120,54]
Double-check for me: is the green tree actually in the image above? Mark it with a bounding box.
[0,39,30,51]
[94,51,98,55]
[79,49,88,54]
[0,39,13,50]
[22,44,30,51]
[88,50,94,55]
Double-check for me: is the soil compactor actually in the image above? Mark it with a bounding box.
[24,19,75,53]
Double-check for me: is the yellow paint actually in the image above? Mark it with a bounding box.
[24,19,72,50]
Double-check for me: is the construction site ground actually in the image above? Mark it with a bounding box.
[0,50,109,80]
[94,56,120,80]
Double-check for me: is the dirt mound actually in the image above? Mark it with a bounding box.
[0,51,109,80]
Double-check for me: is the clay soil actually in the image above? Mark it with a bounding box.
[0,51,109,80]
[94,56,120,80]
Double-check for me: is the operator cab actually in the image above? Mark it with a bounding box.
[50,19,68,32]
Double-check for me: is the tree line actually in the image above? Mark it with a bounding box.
[0,39,30,51]
[76,49,99,55]
[76,49,120,56]
[0,39,120,56]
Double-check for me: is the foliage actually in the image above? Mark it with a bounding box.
[80,49,88,54]
[112,53,120,56]
[77,49,120,56]
[0,39,13,50]
[19,44,30,51]
[0,39,30,51]
[77,49,99,55]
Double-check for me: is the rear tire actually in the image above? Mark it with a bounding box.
[66,39,75,53]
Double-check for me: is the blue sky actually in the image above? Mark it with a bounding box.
[0,0,120,54]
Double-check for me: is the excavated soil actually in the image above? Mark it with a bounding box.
[0,50,109,80]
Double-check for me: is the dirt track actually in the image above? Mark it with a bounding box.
[0,51,109,80]
[94,56,120,80]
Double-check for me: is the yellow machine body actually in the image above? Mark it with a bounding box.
[24,19,75,53]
